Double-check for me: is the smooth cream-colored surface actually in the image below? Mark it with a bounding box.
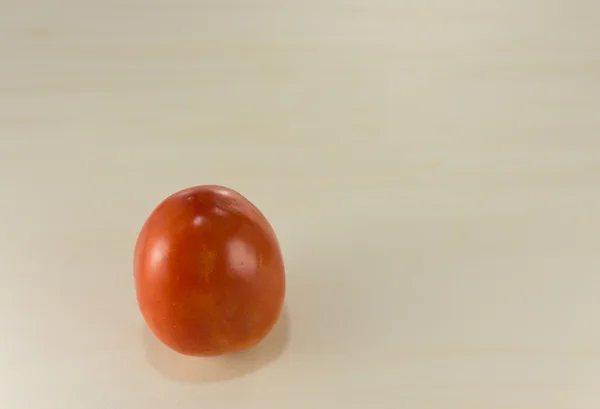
[1,1,599,407]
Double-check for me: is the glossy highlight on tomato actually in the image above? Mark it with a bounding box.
[134,185,285,356]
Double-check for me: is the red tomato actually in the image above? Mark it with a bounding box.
[134,185,285,356]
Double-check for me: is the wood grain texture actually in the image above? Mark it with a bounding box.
[0,0,599,408]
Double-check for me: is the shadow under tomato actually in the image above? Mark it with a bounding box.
[143,306,290,383]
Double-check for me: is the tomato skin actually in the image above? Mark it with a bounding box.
[134,185,285,356]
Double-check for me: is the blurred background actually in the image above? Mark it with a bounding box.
[0,1,599,408]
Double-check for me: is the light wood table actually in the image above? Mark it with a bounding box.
[1,1,599,407]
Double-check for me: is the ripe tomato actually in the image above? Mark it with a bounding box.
[134,185,285,356]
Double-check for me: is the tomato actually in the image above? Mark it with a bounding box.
[134,185,285,356]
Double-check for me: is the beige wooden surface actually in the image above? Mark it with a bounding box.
[1,0,599,408]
